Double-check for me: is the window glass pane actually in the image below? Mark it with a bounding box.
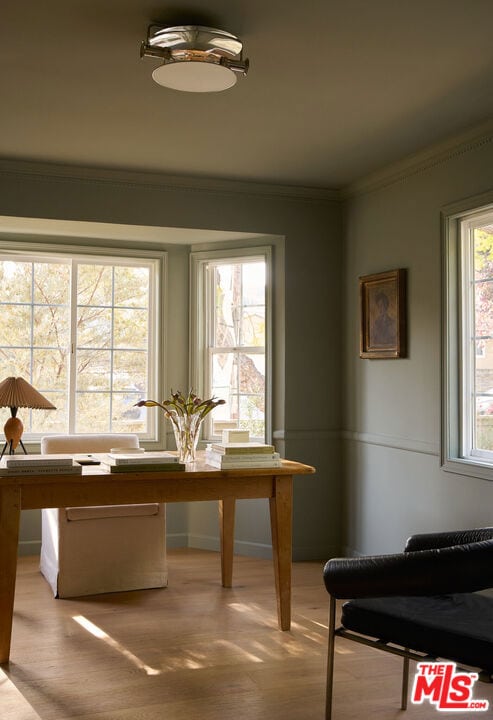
[32,349,68,390]
[76,392,111,433]
[242,262,265,304]
[0,349,31,380]
[473,223,493,452]
[239,353,265,393]
[33,262,70,305]
[0,260,32,302]
[213,262,266,349]
[212,351,237,395]
[113,308,148,349]
[113,350,147,391]
[33,305,70,347]
[114,266,149,307]
[77,307,112,347]
[241,307,265,346]
[238,394,265,438]
[31,393,67,433]
[1,305,32,345]
[214,264,238,347]
[111,392,147,433]
[76,350,111,390]
[77,264,113,307]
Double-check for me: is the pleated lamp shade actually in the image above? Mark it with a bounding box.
[0,377,56,410]
[0,377,56,457]
[0,378,56,410]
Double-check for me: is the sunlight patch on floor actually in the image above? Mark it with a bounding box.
[0,668,42,720]
[214,638,263,663]
[72,615,161,676]
[227,601,277,626]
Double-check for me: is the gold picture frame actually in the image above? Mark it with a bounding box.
[359,269,407,359]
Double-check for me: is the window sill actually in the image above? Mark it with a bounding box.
[442,457,493,482]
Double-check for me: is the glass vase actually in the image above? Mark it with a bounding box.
[171,412,203,463]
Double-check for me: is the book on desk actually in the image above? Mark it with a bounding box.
[98,450,185,473]
[205,436,281,469]
[0,454,82,475]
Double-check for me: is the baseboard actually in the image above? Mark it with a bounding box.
[165,532,189,549]
[18,534,331,562]
[293,544,341,562]
[188,533,274,559]
[18,540,41,557]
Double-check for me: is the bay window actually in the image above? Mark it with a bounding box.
[0,244,163,440]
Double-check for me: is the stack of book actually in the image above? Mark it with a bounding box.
[205,442,281,469]
[99,451,185,473]
[0,454,82,475]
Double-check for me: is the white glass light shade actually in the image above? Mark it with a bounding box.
[151,61,237,92]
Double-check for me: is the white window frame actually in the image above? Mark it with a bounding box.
[0,239,166,443]
[190,246,272,443]
[442,192,493,480]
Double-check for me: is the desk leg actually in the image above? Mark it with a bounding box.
[0,486,21,664]
[219,498,235,588]
[270,475,293,631]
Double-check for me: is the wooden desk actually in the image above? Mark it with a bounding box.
[0,455,315,664]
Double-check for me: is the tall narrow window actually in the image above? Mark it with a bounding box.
[461,213,493,461]
[191,248,271,442]
[443,197,493,479]
[0,249,163,439]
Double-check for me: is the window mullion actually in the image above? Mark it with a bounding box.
[68,259,78,434]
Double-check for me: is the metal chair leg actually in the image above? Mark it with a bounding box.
[401,654,410,710]
[326,594,337,720]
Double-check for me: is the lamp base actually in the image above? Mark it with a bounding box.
[1,416,27,459]
[0,438,27,459]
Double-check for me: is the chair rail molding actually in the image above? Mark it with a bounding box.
[342,430,440,457]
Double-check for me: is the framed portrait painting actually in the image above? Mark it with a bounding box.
[359,269,407,359]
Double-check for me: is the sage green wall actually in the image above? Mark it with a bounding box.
[0,165,342,561]
[342,137,493,556]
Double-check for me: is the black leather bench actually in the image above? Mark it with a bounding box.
[341,593,493,674]
[323,529,493,720]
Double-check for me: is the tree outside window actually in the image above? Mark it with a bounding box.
[0,252,160,438]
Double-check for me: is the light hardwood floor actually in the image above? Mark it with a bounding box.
[2,549,492,720]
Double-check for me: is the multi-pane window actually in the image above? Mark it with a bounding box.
[191,249,271,441]
[461,213,493,460]
[443,198,493,479]
[0,251,161,438]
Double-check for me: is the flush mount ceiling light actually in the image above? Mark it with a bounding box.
[140,25,249,92]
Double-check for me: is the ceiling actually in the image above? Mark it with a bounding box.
[1,0,492,190]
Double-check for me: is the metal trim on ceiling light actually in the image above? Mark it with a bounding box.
[140,24,249,92]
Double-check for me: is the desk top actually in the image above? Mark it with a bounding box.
[0,453,315,509]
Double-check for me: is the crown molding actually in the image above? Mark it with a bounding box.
[342,118,493,199]
[2,118,490,205]
[0,158,340,203]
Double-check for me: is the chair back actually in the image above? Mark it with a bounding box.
[41,433,139,454]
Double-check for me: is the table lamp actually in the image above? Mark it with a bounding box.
[0,377,56,458]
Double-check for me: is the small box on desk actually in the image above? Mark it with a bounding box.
[222,429,250,444]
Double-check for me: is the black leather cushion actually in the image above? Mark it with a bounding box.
[341,593,493,673]
[324,540,493,599]
[405,528,493,553]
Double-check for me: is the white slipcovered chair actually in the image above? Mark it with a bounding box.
[40,433,167,598]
